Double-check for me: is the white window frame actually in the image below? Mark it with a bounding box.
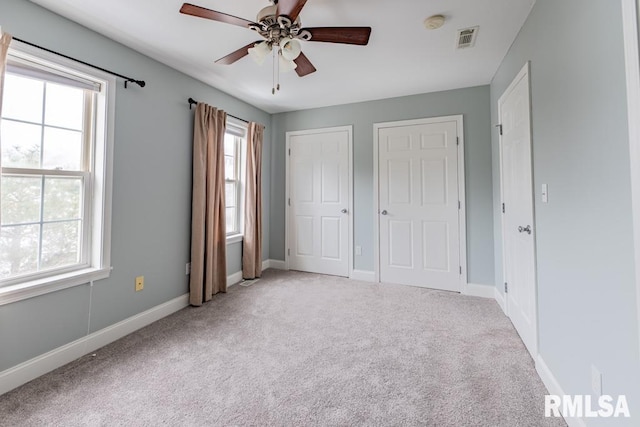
[225,117,246,244]
[0,40,115,306]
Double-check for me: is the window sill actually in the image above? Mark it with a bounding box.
[227,234,244,244]
[0,267,111,307]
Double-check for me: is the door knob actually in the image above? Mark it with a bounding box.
[381,210,388,215]
[518,225,532,234]
[341,209,348,214]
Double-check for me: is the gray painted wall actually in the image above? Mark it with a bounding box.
[270,86,494,285]
[490,0,640,420]
[0,0,271,372]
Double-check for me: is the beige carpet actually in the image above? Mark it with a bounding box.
[0,269,565,426]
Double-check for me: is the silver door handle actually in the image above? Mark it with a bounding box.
[518,225,532,234]
[381,210,388,215]
[341,209,348,214]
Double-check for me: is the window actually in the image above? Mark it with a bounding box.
[0,43,114,302]
[224,119,246,240]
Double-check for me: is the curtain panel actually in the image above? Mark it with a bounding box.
[190,103,227,306]
[242,122,264,279]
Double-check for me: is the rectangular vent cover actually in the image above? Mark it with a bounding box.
[456,26,479,49]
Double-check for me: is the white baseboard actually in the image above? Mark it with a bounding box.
[226,260,286,286]
[463,283,495,299]
[350,270,376,282]
[0,293,189,397]
[536,356,586,427]
[494,287,507,315]
[227,271,243,288]
[265,259,286,270]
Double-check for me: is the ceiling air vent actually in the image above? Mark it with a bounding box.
[456,26,479,49]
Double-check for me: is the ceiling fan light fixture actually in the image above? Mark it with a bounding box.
[256,4,277,22]
[280,38,302,61]
[279,55,298,73]
[248,41,271,65]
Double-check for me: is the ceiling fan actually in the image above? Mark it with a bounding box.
[180,0,372,91]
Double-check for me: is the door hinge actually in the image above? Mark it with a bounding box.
[288,198,291,206]
[504,282,508,293]
[288,148,291,156]
[458,201,461,210]
[496,124,503,136]
[288,248,290,256]
[502,203,505,214]
[459,266,462,275]
[456,136,459,146]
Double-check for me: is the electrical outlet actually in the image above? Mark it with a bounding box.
[591,365,603,396]
[355,246,362,256]
[186,262,191,275]
[135,276,144,292]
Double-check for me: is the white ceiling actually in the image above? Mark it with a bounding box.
[29,0,535,114]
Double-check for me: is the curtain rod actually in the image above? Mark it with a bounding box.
[12,36,146,89]
[188,98,260,127]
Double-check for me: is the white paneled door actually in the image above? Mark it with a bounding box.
[499,63,537,358]
[287,127,351,277]
[377,117,464,292]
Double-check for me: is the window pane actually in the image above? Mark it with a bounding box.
[0,224,40,278]
[0,120,42,168]
[224,133,235,155]
[1,176,42,225]
[226,207,236,234]
[2,73,44,123]
[225,155,235,180]
[43,127,83,170]
[44,177,83,221]
[41,220,81,270]
[44,83,84,130]
[225,182,236,208]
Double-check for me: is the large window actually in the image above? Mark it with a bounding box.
[0,44,114,301]
[224,119,246,239]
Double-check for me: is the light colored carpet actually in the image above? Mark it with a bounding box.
[0,270,565,426]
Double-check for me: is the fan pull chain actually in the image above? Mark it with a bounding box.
[272,47,276,95]
[277,47,281,92]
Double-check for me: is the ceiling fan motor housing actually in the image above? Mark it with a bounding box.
[251,4,304,45]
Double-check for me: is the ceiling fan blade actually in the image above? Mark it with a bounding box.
[276,0,308,22]
[294,53,317,77]
[180,3,257,29]
[215,41,262,65]
[302,27,372,45]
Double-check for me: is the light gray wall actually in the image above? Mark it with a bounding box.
[490,0,640,420]
[270,86,494,285]
[0,0,271,372]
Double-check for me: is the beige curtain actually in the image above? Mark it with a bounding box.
[242,122,264,279]
[190,103,227,306]
[0,32,11,110]
[0,31,12,227]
